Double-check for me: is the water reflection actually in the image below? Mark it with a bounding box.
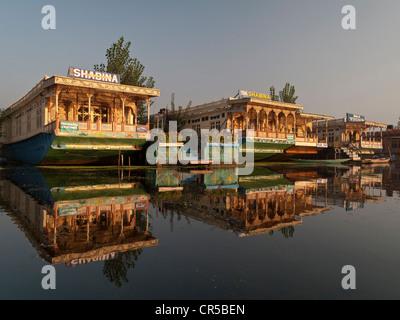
[0,166,157,287]
[0,163,392,289]
[146,165,387,237]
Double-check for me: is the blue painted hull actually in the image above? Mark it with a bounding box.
[4,132,55,165]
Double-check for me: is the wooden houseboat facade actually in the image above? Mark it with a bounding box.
[175,92,334,161]
[0,72,159,165]
[315,113,387,161]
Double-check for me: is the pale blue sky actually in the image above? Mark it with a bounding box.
[0,0,399,125]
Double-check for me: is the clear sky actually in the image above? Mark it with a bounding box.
[0,0,399,125]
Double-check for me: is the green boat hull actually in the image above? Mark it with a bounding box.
[41,135,147,165]
[290,159,350,164]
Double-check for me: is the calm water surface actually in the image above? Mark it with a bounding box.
[0,163,399,299]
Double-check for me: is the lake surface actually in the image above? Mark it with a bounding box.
[0,163,399,300]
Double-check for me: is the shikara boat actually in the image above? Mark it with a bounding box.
[361,157,391,165]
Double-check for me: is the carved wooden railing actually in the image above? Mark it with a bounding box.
[59,121,148,134]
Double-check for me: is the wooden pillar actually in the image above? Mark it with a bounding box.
[121,97,126,131]
[55,90,60,133]
[75,93,79,122]
[113,97,116,132]
[276,112,280,133]
[266,112,269,135]
[368,126,371,143]
[121,98,125,123]
[87,93,93,130]
[132,101,137,125]
[55,91,59,117]
[284,114,288,135]
[293,113,296,137]
[146,98,151,130]
[373,127,376,143]
[245,107,249,131]
[256,110,260,133]
[325,120,328,143]
[227,113,232,131]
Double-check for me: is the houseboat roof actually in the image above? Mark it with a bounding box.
[183,96,305,118]
[301,112,334,120]
[365,121,387,128]
[2,75,160,117]
[325,117,387,128]
[229,97,304,110]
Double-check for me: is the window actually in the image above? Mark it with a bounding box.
[16,118,22,136]
[36,109,42,129]
[78,107,89,122]
[27,112,31,132]
[192,125,201,135]
[93,107,102,122]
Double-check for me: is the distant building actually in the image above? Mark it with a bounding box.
[315,113,387,159]
[382,128,400,159]
[151,108,167,129]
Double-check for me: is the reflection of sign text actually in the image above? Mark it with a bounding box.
[135,201,147,209]
[70,253,117,266]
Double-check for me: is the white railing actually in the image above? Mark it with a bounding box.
[361,141,383,149]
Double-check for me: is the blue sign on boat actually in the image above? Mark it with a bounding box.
[346,113,365,123]
[136,126,148,133]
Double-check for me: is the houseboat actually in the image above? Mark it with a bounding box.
[315,113,387,161]
[153,90,334,162]
[0,68,159,165]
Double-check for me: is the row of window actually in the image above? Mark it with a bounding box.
[211,121,221,130]
[13,109,43,137]
[392,141,400,149]
[192,124,201,135]
[188,113,225,124]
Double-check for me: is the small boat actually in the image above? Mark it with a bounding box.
[290,158,350,164]
[361,157,391,165]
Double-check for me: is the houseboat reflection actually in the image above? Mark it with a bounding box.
[148,166,387,236]
[0,167,157,267]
